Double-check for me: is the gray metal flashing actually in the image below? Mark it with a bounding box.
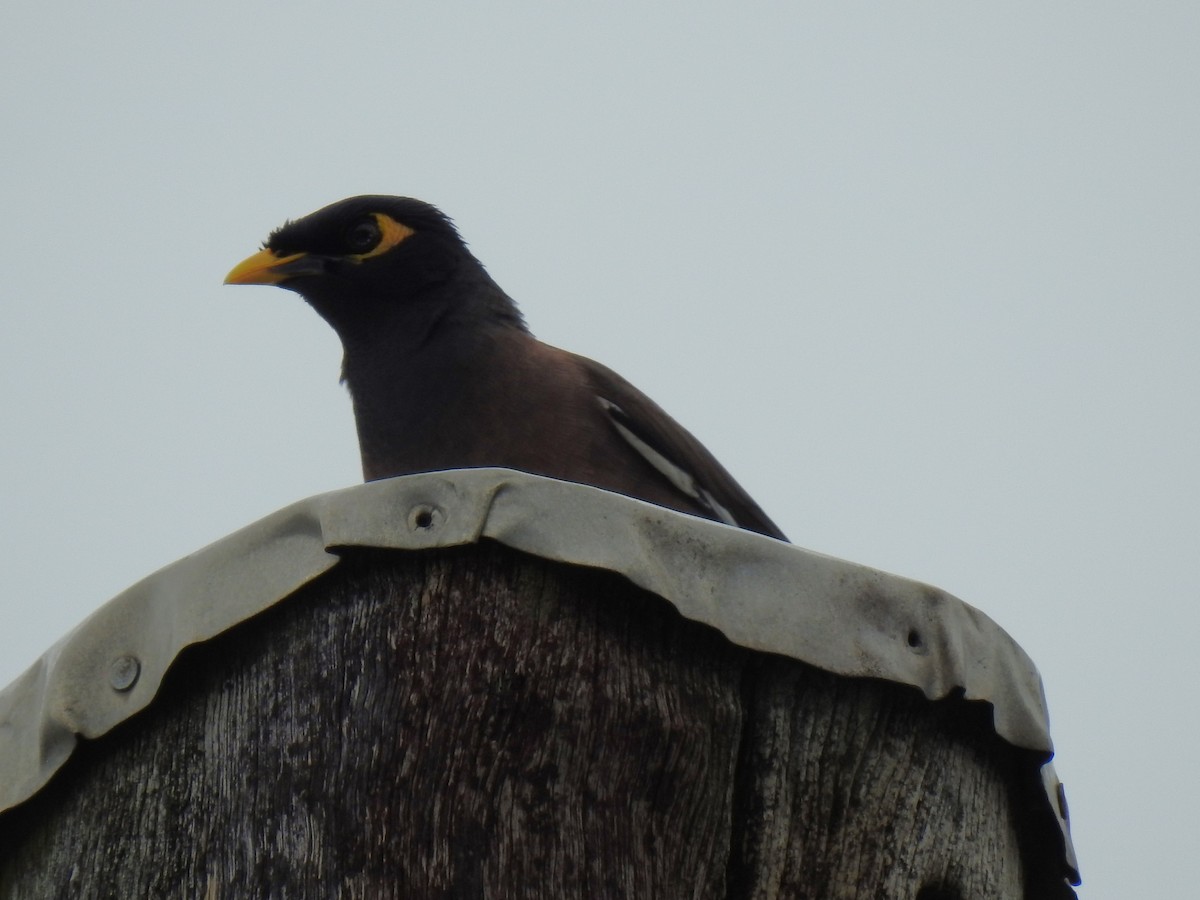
[0,468,1077,882]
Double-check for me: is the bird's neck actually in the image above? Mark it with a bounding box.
[338,276,528,481]
[337,257,524,354]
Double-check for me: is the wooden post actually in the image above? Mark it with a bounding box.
[0,543,1073,898]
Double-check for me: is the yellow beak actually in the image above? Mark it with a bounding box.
[224,248,311,285]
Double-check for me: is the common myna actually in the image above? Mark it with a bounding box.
[225,196,786,541]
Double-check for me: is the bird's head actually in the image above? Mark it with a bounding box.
[225,196,521,342]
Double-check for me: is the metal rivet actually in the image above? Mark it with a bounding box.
[408,504,441,531]
[109,655,140,692]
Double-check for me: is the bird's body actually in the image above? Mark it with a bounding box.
[226,196,786,540]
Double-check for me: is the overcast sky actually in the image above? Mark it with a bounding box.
[3,4,1197,895]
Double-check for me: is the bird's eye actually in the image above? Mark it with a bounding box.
[345,217,382,253]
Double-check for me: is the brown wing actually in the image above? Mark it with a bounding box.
[574,353,788,541]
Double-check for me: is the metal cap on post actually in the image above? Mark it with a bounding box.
[0,469,1079,897]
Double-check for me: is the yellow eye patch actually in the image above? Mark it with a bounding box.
[353,213,415,261]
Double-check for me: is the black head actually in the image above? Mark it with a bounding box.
[264,195,459,258]
[225,196,523,341]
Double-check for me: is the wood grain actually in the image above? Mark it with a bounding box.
[0,543,1069,898]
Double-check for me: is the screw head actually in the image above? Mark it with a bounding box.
[109,655,141,692]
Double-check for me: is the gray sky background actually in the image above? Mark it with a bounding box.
[3,4,1196,895]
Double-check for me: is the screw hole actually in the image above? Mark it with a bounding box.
[409,505,440,531]
[1056,781,1070,823]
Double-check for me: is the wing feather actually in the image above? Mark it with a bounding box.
[576,354,788,541]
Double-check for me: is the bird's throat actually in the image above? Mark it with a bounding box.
[342,320,517,481]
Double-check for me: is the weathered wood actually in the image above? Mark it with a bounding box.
[730,660,1031,898]
[0,543,1067,898]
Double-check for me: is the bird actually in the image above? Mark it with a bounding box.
[225,196,786,541]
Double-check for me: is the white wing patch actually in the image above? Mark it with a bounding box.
[598,396,738,527]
